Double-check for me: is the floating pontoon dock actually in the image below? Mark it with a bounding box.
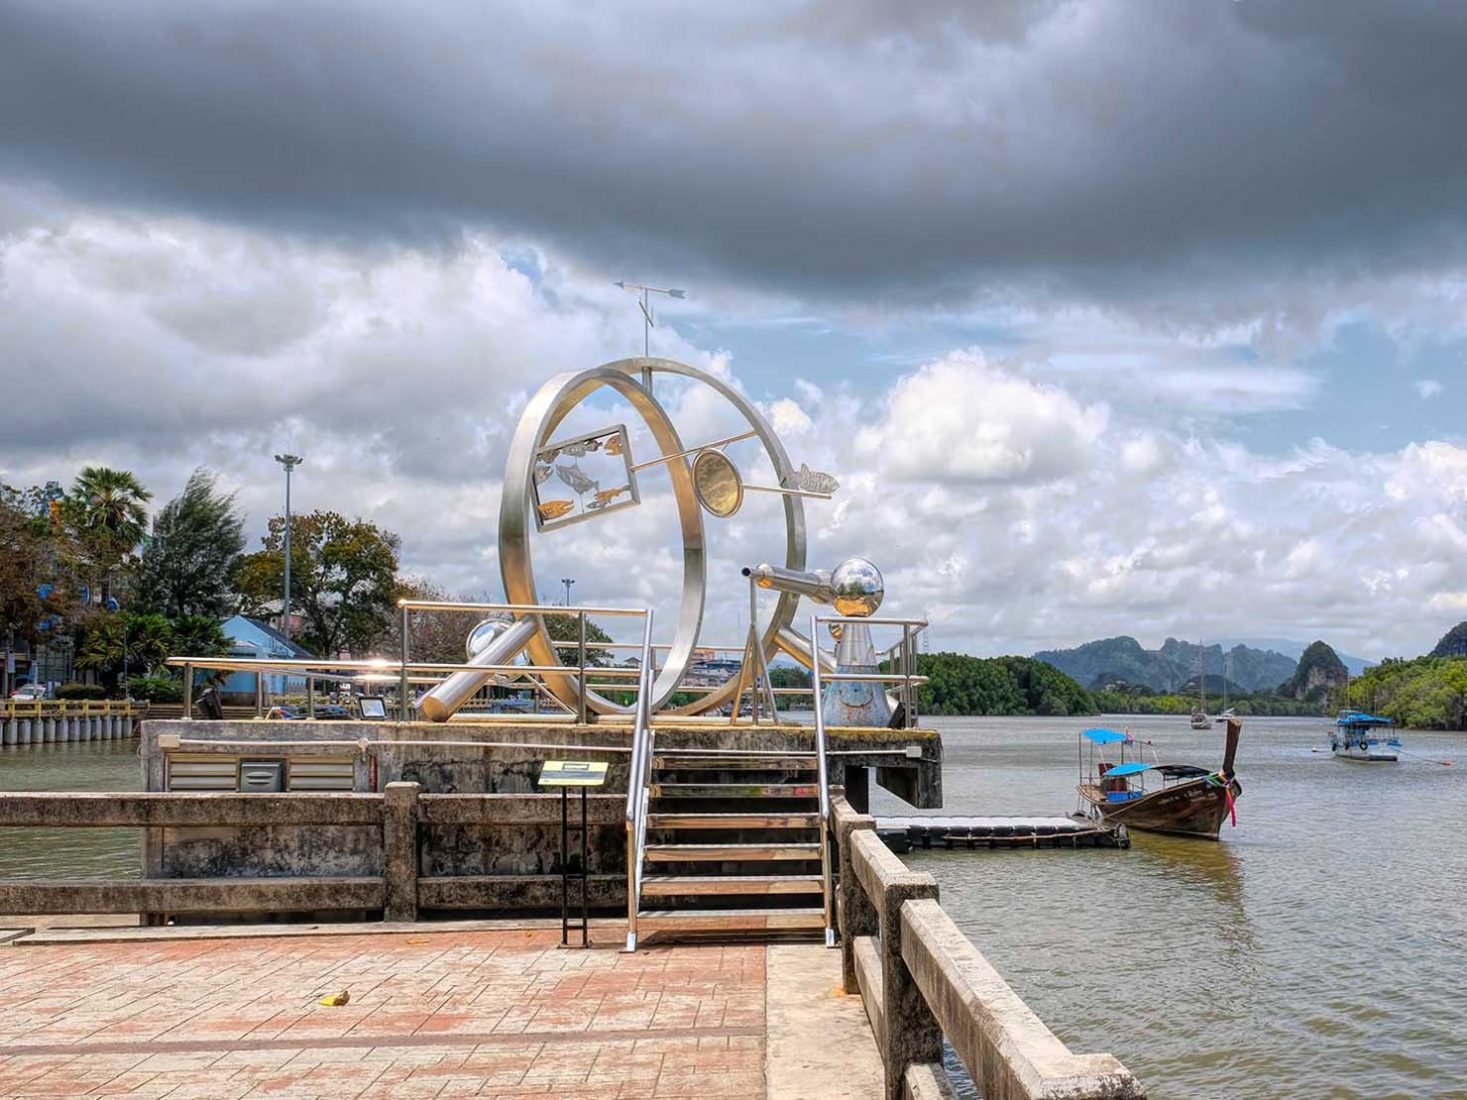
[879,814,1129,851]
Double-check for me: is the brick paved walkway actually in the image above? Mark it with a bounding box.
[0,929,772,1098]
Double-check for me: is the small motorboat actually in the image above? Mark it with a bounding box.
[1329,710,1401,762]
[1189,709,1211,730]
[1077,719,1242,840]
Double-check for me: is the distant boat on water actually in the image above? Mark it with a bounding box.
[1330,710,1401,762]
[1077,719,1243,840]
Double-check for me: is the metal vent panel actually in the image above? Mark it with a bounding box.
[167,755,238,791]
[287,757,355,791]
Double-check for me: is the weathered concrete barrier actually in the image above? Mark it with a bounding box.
[832,797,1146,1100]
[0,785,626,921]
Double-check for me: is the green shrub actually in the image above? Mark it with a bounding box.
[55,682,106,700]
[127,674,182,703]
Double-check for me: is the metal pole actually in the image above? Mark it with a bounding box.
[282,464,292,641]
[399,605,411,721]
[182,662,193,720]
[577,611,588,726]
[810,613,834,948]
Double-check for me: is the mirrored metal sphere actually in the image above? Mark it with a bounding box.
[466,614,515,658]
[829,557,883,617]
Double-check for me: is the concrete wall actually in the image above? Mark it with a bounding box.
[130,719,941,918]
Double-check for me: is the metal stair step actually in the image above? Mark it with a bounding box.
[650,783,817,799]
[644,842,821,861]
[648,812,820,829]
[653,754,817,771]
[635,907,826,931]
[642,875,823,896]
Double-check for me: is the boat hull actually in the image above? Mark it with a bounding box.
[1080,776,1242,840]
[1332,748,1398,762]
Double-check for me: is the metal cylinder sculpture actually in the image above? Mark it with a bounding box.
[745,557,890,726]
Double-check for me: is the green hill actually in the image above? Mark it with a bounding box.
[1279,640,1349,702]
[1034,636,1296,694]
[1430,621,1467,659]
[1343,656,1467,730]
[909,653,1098,717]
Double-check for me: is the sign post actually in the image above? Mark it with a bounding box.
[538,761,608,948]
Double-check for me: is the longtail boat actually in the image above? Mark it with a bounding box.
[1076,718,1242,840]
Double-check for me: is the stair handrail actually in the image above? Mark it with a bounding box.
[809,611,836,947]
[624,609,656,951]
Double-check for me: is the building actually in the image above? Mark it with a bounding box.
[218,615,312,703]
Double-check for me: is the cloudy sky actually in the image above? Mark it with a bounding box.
[2,0,1465,661]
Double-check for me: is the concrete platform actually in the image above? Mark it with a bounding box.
[0,921,880,1098]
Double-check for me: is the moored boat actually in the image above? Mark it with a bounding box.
[1077,719,1242,840]
[1330,710,1401,762]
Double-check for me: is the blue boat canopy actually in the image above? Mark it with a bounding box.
[1102,762,1151,777]
[1337,711,1393,726]
[1081,728,1129,744]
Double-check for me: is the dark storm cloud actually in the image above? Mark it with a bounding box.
[4,0,1467,304]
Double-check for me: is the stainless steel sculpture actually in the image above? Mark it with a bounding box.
[418,356,851,721]
[744,558,890,726]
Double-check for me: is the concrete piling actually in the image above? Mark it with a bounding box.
[18,719,31,745]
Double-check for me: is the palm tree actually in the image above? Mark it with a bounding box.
[70,467,152,605]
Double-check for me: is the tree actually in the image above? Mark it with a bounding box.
[77,612,173,692]
[381,578,486,664]
[134,469,245,620]
[233,510,401,656]
[0,486,51,648]
[68,466,151,604]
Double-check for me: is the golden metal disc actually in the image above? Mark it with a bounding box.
[692,449,744,518]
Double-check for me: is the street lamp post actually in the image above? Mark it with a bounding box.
[614,281,686,392]
[561,578,575,607]
[273,454,303,641]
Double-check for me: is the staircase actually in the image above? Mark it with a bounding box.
[626,747,832,948]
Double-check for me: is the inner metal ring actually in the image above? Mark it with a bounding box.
[499,366,705,715]
[603,357,809,716]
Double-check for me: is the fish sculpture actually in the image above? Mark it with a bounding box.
[537,500,575,522]
[796,464,840,494]
[533,463,553,485]
[604,434,624,456]
[593,485,630,506]
[556,463,597,496]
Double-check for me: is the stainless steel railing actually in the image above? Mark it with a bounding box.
[624,611,656,952]
[809,612,929,948]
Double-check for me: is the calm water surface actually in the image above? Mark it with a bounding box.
[4,721,1466,1096]
[869,715,1467,1100]
[0,741,141,878]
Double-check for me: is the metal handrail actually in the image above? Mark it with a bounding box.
[624,610,656,952]
[809,611,835,947]
[809,611,930,948]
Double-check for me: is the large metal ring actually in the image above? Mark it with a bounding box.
[602,358,809,715]
[499,366,705,715]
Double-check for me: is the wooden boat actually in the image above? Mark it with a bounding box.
[1077,719,1242,840]
[1329,710,1400,762]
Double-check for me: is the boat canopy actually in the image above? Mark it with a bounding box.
[1155,764,1211,779]
[1082,728,1130,744]
[1101,761,1151,777]
[1337,711,1393,727]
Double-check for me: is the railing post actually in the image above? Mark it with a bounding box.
[833,799,877,994]
[255,672,264,718]
[876,865,942,1100]
[577,611,588,725]
[382,781,420,922]
[810,613,834,947]
[182,662,193,719]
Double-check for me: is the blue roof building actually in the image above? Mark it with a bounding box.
[219,615,313,701]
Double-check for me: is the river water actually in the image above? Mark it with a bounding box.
[2,719,1464,1097]
[869,715,1467,1100]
